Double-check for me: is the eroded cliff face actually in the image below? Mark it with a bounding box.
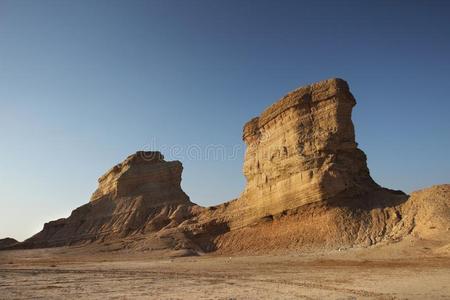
[241,78,377,215]
[213,185,450,254]
[90,151,188,204]
[197,78,382,229]
[203,78,448,253]
[22,152,198,248]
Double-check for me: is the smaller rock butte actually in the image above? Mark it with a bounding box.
[90,151,187,204]
[21,152,198,248]
[242,78,376,209]
[9,78,450,254]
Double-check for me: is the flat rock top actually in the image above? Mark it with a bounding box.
[90,151,185,202]
[97,151,166,182]
[243,78,353,140]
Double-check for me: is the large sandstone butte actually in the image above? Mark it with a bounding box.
[189,78,449,252]
[242,79,376,209]
[242,79,377,204]
[7,78,450,255]
[197,79,395,229]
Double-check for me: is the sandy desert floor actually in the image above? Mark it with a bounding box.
[1,242,450,300]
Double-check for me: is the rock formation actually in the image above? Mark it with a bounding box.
[0,238,18,250]
[195,79,388,229]
[189,78,449,252]
[245,79,373,191]
[241,79,377,208]
[90,151,187,204]
[21,152,198,248]
[9,78,450,256]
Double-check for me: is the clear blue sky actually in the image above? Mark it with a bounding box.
[1,0,449,241]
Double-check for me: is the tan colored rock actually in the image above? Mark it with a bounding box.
[12,78,450,256]
[243,78,375,198]
[91,151,187,204]
[243,78,375,213]
[198,78,380,229]
[192,79,449,253]
[22,152,197,248]
[396,184,450,240]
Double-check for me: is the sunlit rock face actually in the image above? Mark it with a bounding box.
[90,151,188,205]
[20,78,447,255]
[220,78,379,227]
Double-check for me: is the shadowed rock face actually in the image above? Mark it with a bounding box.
[90,151,188,204]
[199,78,449,253]
[21,152,197,248]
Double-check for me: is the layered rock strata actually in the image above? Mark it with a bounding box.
[10,78,450,255]
[197,78,383,229]
[197,78,448,252]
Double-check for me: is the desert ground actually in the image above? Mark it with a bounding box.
[1,238,449,300]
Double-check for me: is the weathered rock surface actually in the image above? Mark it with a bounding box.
[196,78,385,229]
[241,79,377,205]
[213,184,450,254]
[21,152,199,249]
[90,151,188,204]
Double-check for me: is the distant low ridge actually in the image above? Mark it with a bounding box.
[4,78,449,255]
[0,238,19,250]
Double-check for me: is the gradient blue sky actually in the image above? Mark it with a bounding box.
[1,0,449,241]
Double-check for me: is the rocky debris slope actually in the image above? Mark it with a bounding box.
[21,152,200,249]
[213,185,450,254]
[241,79,377,212]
